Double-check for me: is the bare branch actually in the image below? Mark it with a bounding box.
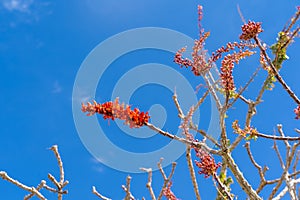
[145,122,219,155]
[92,186,112,200]
[273,140,285,169]
[223,153,262,200]
[254,36,300,105]
[189,122,221,148]
[273,178,300,200]
[186,146,201,200]
[140,168,156,200]
[269,142,300,199]
[255,131,300,141]
[157,160,177,200]
[24,180,46,200]
[49,145,64,184]
[0,171,47,200]
[122,176,135,200]
[244,142,270,193]
[48,145,68,200]
[172,89,184,119]
[213,173,233,200]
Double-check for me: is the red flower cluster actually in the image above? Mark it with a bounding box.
[174,5,211,76]
[220,50,254,92]
[174,33,210,76]
[174,47,193,68]
[194,148,221,178]
[221,55,235,92]
[239,20,263,41]
[163,182,178,200]
[81,98,150,128]
[209,41,256,63]
[294,105,300,119]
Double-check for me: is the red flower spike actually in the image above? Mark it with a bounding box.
[209,41,256,63]
[239,20,263,41]
[174,47,193,69]
[220,50,254,92]
[194,148,221,178]
[81,98,150,128]
[174,5,211,76]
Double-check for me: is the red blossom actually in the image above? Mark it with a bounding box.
[239,20,263,41]
[174,47,193,68]
[174,5,211,76]
[220,50,254,92]
[294,105,300,119]
[194,148,221,178]
[209,41,256,63]
[81,98,150,128]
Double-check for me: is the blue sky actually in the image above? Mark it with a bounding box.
[0,0,299,199]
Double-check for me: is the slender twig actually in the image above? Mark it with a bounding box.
[256,131,300,141]
[174,88,219,148]
[122,176,135,200]
[24,180,46,200]
[227,66,261,109]
[186,146,201,200]
[157,160,177,200]
[295,128,300,134]
[172,90,184,119]
[292,151,300,179]
[49,145,68,200]
[92,186,112,200]
[244,142,270,193]
[269,142,300,199]
[140,168,156,200]
[145,122,219,155]
[277,124,291,148]
[254,36,300,105]
[281,27,300,50]
[0,171,47,200]
[43,184,61,193]
[219,107,229,152]
[47,173,60,190]
[202,72,222,111]
[237,4,246,24]
[213,173,233,200]
[50,145,64,184]
[223,153,262,200]
[284,8,300,34]
[273,178,300,200]
[189,122,220,148]
[273,141,285,169]
[193,89,210,113]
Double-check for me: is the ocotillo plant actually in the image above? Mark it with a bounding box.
[1,4,300,200]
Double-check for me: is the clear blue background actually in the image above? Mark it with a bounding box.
[0,0,299,199]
